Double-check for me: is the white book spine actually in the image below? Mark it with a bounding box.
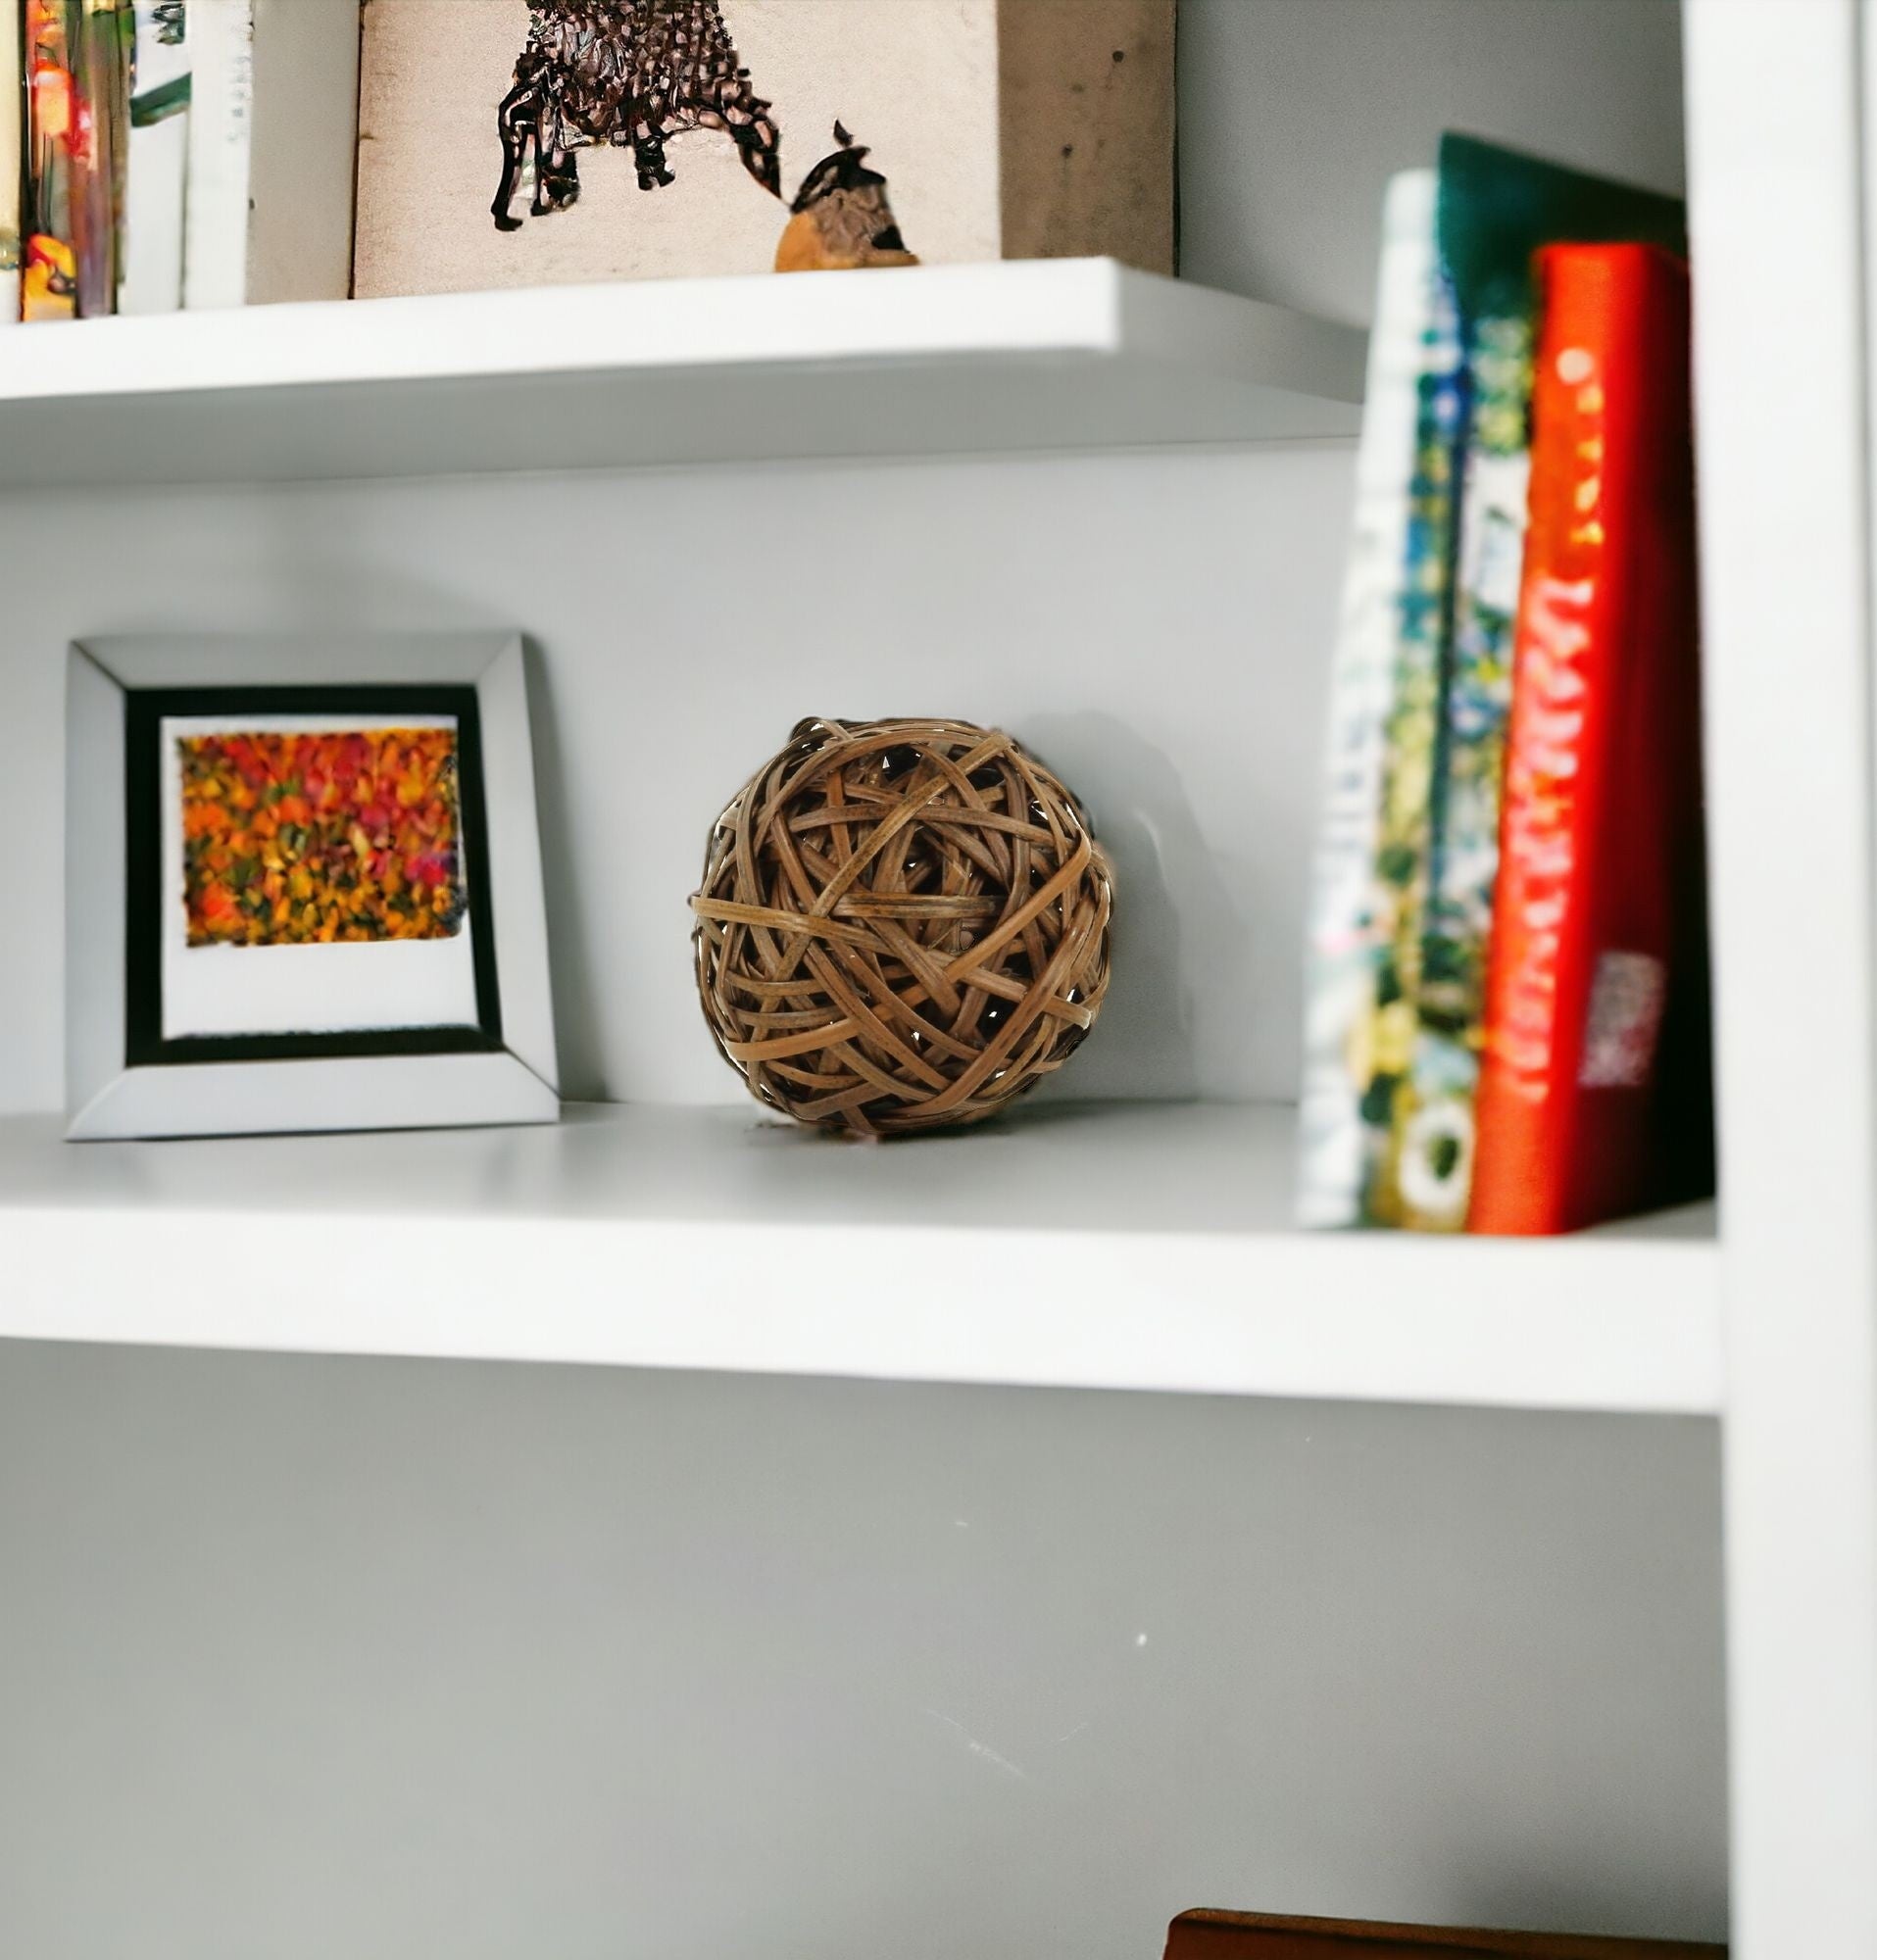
[0,0,20,322]
[181,0,358,309]
[123,0,192,316]
[183,0,255,310]
[1296,171,1444,1227]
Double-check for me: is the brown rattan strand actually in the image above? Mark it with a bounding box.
[691,716,1114,1136]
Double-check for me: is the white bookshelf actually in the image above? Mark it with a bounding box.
[4,1102,1720,1411]
[0,259,1364,487]
[2,1,1870,1955]
[1687,2,1877,1949]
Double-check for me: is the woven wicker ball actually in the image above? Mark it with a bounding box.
[691,717,1113,1136]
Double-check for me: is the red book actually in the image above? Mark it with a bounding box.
[1467,244,1712,1235]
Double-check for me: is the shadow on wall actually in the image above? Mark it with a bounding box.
[1021,711,1248,1104]
[522,637,608,1102]
[524,673,1254,1109]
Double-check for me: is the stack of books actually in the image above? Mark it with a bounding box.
[0,0,355,321]
[1298,134,1714,1237]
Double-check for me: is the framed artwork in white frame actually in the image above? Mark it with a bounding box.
[66,632,559,1141]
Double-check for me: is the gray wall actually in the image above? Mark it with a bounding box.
[1180,0,1684,321]
[0,4,1718,1955]
[0,1347,1725,1958]
[0,445,1356,1114]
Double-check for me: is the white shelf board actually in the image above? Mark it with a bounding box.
[0,259,1364,489]
[2,1101,1719,1412]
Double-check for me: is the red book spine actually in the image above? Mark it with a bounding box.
[1467,244,1709,1235]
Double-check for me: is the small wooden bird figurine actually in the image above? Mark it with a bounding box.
[775,122,920,273]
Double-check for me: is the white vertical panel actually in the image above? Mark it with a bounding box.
[1685,2,1877,1951]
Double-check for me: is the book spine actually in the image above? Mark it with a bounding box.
[1297,172,1455,1225]
[1467,245,1703,1234]
[0,0,20,319]
[122,0,190,314]
[1391,311,1535,1229]
[65,0,101,315]
[70,0,132,317]
[183,0,253,309]
[23,0,76,320]
[1352,207,1466,1226]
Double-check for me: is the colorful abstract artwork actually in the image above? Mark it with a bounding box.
[178,727,466,950]
[151,705,482,1046]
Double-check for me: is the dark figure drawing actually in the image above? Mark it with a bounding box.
[493,0,782,231]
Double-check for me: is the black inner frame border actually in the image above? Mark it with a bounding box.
[124,684,505,1067]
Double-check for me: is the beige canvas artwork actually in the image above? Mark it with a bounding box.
[352,0,1173,299]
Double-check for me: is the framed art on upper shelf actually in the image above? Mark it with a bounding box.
[65,632,559,1141]
[352,0,1175,297]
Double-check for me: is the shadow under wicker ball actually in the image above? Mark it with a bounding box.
[691,717,1113,1137]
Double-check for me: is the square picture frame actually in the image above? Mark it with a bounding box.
[66,632,559,1140]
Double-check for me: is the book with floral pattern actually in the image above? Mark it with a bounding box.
[1297,170,1463,1225]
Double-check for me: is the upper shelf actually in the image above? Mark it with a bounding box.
[2,1100,1718,1414]
[0,259,1366,490]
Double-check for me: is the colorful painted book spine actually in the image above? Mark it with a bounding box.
[1385,133,1687,1230]
[1467,245,1710,1235]
[1297,170,1462,1225]
[1349,201,1467,1227]
[123,0,190,315]
[0,0,21,320]
[1390,310,1532,1228]
[24,0,78,320]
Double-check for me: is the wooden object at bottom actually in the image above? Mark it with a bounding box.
[1163,1910,1726,1959]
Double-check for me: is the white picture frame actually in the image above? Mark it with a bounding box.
[65,632,559,1141]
